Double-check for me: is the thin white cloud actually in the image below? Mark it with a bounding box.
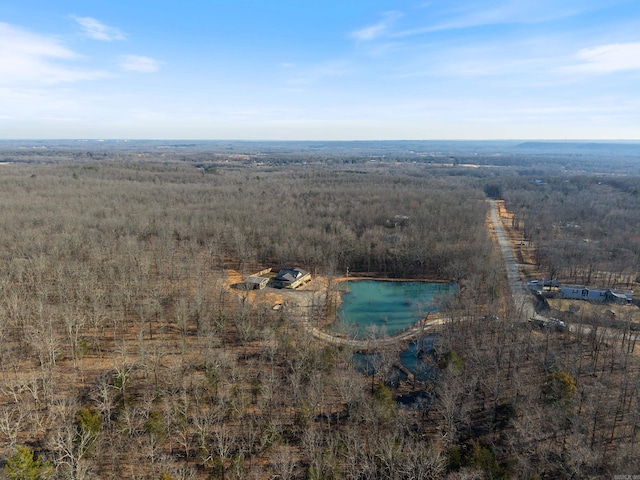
[0,22,108,86]
[396,1,608,37]
[350,11,402,41]
[0,22,74,59]
[119,55,161,73]
[72,16,126,41]
[563,42,640,74]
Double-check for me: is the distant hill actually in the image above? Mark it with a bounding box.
[516,141,640,155]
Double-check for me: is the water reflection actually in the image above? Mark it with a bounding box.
[353,334,439,383]
[333,280,454,338]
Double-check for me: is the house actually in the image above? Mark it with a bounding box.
[561,285,633,304]
[561,285,605,301]
[271,268,311,289]
[243,276,269,290]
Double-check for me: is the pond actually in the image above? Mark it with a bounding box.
[332,280,455,338]
[333,280,453,391]
[353,334,440,384]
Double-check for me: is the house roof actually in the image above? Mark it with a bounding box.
[609,290,633,300]
[274,267,308,282]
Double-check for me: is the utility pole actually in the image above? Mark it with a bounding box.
[346,267,349,293]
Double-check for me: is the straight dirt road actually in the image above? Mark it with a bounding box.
[488,200,536,320]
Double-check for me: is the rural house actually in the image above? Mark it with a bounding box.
[271,268,311,289]
[560,285,633,304]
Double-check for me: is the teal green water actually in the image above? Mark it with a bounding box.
[334,280,454,338]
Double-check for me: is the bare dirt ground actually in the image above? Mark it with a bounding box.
[225,270,329,311]
[492,200,544,282]
[487,200,537,320]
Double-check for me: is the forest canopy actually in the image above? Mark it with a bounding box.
[0,142,639,479]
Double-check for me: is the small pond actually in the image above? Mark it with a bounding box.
[353,334,440,384]
[333,280,453,391]
[332,280,454,338]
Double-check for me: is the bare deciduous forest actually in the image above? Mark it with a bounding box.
[0,140,639,479]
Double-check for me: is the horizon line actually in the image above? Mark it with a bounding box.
[1,138,640,143]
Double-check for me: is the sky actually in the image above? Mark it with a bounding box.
[1,0,640,140]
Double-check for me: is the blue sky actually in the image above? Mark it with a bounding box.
[1,0,640,140]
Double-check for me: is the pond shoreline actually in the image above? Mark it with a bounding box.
[326,279,455,339]
[331,275,453,283]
